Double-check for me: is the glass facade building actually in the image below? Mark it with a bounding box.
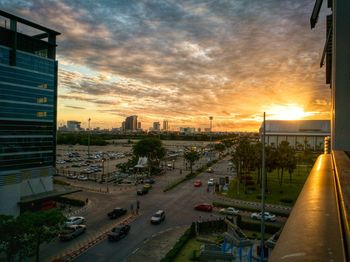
[0,10,60,216]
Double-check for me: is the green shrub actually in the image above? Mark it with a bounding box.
[161,224,195,262]
[237,220,281,234]
[280,198,293,204]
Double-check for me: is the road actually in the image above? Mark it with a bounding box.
[40,155,285,261]
[75,170,218,262]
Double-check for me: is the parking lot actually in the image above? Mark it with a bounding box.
[55,140,219,191]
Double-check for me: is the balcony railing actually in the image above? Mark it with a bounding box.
[270,153,349,261]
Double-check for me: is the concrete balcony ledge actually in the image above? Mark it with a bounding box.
[269,154,347,262]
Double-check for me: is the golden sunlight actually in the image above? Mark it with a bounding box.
[266,104,315,120]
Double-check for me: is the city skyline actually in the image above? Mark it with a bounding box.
[1,0,331,131]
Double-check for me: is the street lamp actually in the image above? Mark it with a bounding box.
[88,118,91,158]
[101,155,107,192]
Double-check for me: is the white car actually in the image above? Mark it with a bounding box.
[150,210,166,224]
[207,178,215,186]
[250,212,276,222]
[220,207,239,216]
[78,175,88,181]
[65,216,85,226]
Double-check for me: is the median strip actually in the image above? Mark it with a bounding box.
[47,214,139,262]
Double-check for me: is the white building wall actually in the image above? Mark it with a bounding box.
[0,167,53,217]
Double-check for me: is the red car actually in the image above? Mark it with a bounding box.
[193,180,202,187]
[194,203,213,212]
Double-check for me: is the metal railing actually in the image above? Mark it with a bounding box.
[269,154,347,261]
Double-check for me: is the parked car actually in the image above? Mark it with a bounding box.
[67,174,77,179]
[77,175,88,181]
[143,178,155,184]
[143,183,152,190]
[59,225,86,240]
[108,224,130,241]
[251,212,276,222]
[65,216,85,226]
[193,180,202,187]
[150,210,166,224]
[207,178,215,186]
[219,207,239,216]
[108,208,127,219]
[194,203,213,212]
[137,187,149,195]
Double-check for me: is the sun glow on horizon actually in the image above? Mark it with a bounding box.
[266,104,315,120]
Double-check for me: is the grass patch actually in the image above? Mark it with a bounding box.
[173,238,202,262]
[225,164,312,205]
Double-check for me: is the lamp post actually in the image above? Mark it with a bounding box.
[260,112,266,262]
[88,118,91,158]
[101,155,107,192]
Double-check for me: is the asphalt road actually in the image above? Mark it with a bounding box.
[40,154,285,261]
[75,169,219,262]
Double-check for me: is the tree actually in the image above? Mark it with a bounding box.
[0,215,31,262]
[276,141,295,188]
[184,149,201,174]
[231,138,256,194]
[214,143,226,155]
[132,137,166,174]
[18,209,65,262]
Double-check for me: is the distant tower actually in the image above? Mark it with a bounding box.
[209,116,213,132]
[163,120,169,131]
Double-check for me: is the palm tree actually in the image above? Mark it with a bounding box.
[184,149,200,174]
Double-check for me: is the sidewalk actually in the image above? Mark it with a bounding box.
[126,225,188,262]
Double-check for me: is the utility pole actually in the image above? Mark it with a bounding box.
[88,118,91,158]
[260,112,266,261]
[209,116,213,142]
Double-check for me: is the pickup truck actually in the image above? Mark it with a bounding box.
[107,207,127,219]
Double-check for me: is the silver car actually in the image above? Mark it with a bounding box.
[150,210,165,224]
[65,216,85,226]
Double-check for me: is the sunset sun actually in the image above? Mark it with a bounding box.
[267,104,314,120]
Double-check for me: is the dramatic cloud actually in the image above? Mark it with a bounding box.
[1,0,331,130]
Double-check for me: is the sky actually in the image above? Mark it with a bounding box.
[1,0,331,131]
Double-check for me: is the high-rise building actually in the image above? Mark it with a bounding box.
[137,121,142,129]
[163,120,169,131]
[0,10,60,216]
[153,122,160,131]
[67,120,81,131]
[121,121,125,131]
[124,115,137,131]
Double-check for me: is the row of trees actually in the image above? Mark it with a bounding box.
[231,138,299,191]
[0,209,65,262]
[118,137,229,175]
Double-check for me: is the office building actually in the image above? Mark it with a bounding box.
[67,120,81,131]
[180,127,196,134]
[124,115,137,131]
[162,120,169,131]
[153,122,160,131]
[260,120,331,151]
[137,121,141,130]
[0,10,60,216]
